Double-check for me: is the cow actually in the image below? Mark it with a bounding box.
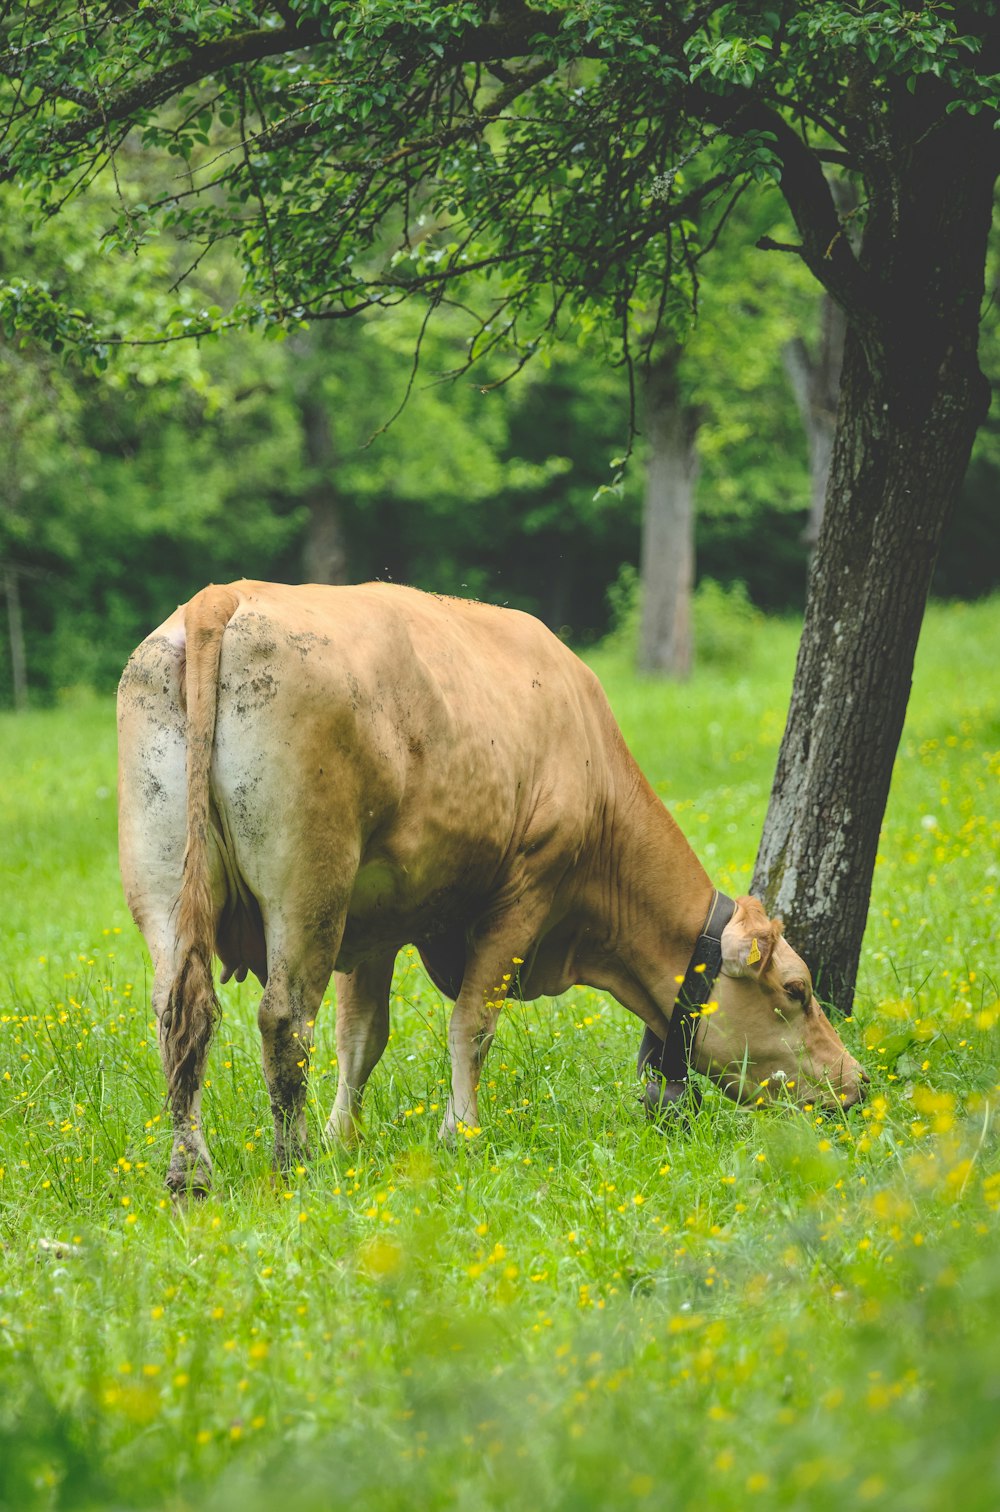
[117,580,867,1192]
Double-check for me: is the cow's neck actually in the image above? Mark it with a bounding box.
[578,775,716,1037]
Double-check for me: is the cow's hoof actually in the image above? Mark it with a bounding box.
[641,1079,701,1127]
[323,1110,361,1148]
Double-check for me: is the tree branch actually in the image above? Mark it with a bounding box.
[757,235,803,254]
[0,18,324,180]
[438,0,564,64]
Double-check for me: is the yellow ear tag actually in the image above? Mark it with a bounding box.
[747,937,762,966]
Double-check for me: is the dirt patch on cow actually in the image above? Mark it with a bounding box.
[117,635,182,714]
[223,670,279,720]
[226,612,278,658]
[286,630,333,661]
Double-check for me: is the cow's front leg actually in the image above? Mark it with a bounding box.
[441,943,526,1141]
[258,954,329,1173]
[325,952,395,1146]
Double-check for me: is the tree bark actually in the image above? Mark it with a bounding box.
[752,118,995,1012]
[637,348,699,678]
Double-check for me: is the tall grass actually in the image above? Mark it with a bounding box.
[1,597,998,1511]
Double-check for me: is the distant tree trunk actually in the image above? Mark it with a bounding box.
[285,325,349,589]
[638,348,699,677]
[752,131,993,1014]
[3,565,27,710]
[783,293,846,550]
[783,179,854,550]
[296,383,348,586]
[545,538,577,633]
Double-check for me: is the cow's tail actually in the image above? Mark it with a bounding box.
[164,584,241,1108]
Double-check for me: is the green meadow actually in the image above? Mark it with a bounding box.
[2,597,998,1512]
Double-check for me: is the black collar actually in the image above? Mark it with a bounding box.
[638,889,736,1114]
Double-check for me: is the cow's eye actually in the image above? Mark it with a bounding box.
[784,979,809,1007]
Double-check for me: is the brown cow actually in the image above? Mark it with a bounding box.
[117,581,866,1192]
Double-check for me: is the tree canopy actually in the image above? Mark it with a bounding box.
[3,2,996,366]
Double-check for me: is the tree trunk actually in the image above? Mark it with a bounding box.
[752,129,994,1012]
[638,348,699,677]
[3,565,27,710]
[783,292,846,551]
[298,390,348,586]
[544,538,577,633]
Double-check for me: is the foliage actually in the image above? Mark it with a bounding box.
[1,3,997,359]
[0,298,648,703]
[0,168,820,707]
[685,187,815,515]
[1,6,998,705]
[602,565,764,672]
[2,260,994,706]
[1,596,998,1510]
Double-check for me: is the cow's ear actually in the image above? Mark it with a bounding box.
[721,899,782,978]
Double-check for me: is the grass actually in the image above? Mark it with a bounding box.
[1,596,998,1511]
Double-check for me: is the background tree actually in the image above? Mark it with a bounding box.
[782,293,845,551]
[2,1,999,1006]
[288,328,349,586]
[636,184,820,676]
[637,341,700,677]
[780,177,856,550]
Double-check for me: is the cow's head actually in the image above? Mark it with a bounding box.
[693,896,867,1109]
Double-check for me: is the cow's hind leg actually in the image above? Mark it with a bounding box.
[257,924,340,1172]
[118,636,220,1195]
[325,951,396,1146]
